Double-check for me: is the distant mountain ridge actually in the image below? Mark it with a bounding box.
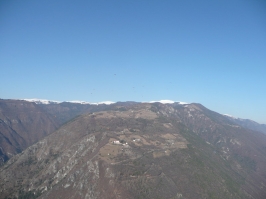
[22,98,189,105]
[22,98,266,130]
[22,98,116,105]
[224,114,266,134]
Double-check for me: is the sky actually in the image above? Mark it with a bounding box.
[0,0,266,123]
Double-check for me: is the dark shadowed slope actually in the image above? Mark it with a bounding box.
[0,99,59,165]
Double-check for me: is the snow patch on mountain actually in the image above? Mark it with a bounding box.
[178,101,189,105]
[89,101,115,105]
[23,99,61,104]
[145,100,189,105]
[149,100,175,104]
[223,114,237,119]
[97,101,115,105]
[66,100,91,104]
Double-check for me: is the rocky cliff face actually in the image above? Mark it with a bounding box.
[0,99,59,165]
[1,102,266,199]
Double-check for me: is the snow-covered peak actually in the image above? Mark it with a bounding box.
[145,100,189,105]
[23,99,61,104]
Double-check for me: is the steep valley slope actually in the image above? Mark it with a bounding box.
[1,102,266,199]
[0,99,59,165]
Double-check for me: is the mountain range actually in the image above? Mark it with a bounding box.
[0,99,266,199]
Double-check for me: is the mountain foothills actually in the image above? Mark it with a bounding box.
[0,99,266,199]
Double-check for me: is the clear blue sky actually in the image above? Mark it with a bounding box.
[1,0,266,123]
